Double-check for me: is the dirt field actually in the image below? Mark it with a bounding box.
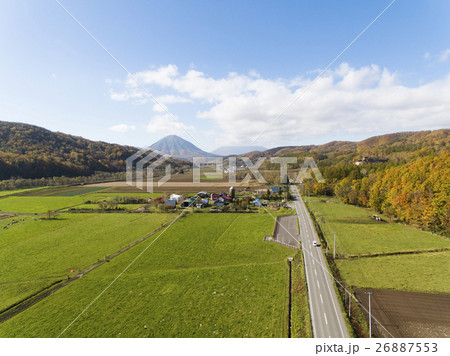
[87,181,266,193]
[355,289,450,338]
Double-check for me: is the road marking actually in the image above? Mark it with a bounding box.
[324,313,328,325]
[312,259,315,265]
[317,280,320,288]
[320,294,323,304]
[314,269,317,276]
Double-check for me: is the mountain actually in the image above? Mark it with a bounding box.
[150,135,216,160]
[0,121,186,180]
[244,129,449,166]
[211,145,268,156]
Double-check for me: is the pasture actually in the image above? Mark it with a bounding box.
[0,213,172,310]
[307,197,450,256]
[15,186,107,197]
[336,251,450,294]
[0,214,300,337]
[0,196,87,213]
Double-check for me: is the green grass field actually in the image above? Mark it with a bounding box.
[0,213,172,310]
[307,197,450,256]
[0,214,300,337]
[65,203,147,211]
[12,186,107,197]
[0,188,47,197]
[336,251,450,293]
[0,196,88,213]
[307,196,450,294]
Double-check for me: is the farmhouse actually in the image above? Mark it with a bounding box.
[164,199,177,208]
[253,199,262,207]
[169,194,182,202]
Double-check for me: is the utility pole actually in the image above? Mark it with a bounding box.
[368,291,373,338]
[343,283,347,304]
[348,294,351,317]
[333,232,336,259]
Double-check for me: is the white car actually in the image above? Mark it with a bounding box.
[312,240,320,247]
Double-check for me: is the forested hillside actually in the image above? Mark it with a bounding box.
[0,121,191,181]
[334,152,449,233]
[0,121,140,179]
[243,129,449,233]
[293,130,449,234]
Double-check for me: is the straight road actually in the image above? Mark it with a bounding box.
[291,185,350,338]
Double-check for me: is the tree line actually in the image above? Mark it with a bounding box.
[307,152,449,234]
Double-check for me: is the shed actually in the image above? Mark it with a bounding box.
[170,194,182,202]
[164,199,177,207]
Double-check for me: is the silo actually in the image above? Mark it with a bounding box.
[229,186,235,199]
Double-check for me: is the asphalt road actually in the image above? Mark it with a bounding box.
[291,185,350,338]
[274,215,299,249]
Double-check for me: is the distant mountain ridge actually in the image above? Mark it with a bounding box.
[1,121,448,181]
[243,129,449,165]
[150,135,216,160]
[211,145,267,156]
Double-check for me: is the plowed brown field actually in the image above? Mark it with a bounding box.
[355,289,450,338]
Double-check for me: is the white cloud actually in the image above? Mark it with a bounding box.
[110,63,450,146]
[146,114,194,136]
[438,48,450,62]
[423,48,450,63]
[109,124,136,133]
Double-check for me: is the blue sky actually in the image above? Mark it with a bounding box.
[1,1,449,151]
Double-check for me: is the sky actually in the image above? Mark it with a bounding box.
[0,0,449,152]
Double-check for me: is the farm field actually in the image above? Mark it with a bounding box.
[85,181,266,193]
[307,196,450,337]
[0,213,172,310]
[0,188,46,197]
[355,288,450,338]
[307,197,450,256]
[336,251,450,293]
[16,186,107,197]
[65,204,147,211]
[0,196,88,213]
[0,214,300,337]
[86,191,160,199]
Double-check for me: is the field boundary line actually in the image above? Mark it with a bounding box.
[343,247,450,259]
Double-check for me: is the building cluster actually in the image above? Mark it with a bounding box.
[164,187,237,209]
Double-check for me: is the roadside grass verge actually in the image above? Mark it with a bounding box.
[291,251,312,337]
[0,214,304,337]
